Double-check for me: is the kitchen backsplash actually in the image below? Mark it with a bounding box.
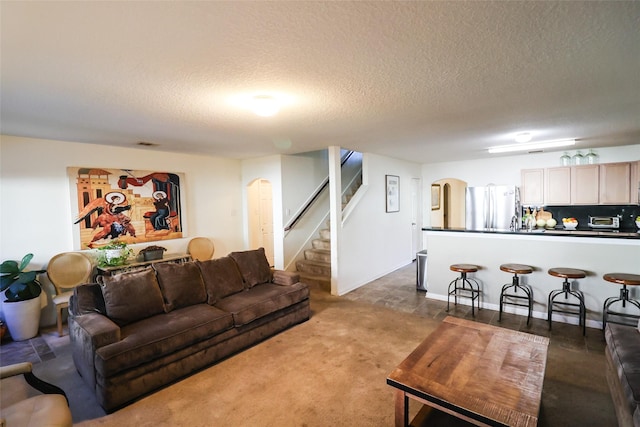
[525,205,640,231]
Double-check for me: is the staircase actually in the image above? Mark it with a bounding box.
[295,175,362,291]
[296,227,331,290]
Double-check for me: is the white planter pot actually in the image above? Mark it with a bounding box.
[105,249,125,263]
[3,297,41,341]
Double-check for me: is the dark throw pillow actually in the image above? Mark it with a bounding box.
[99,268,164,327]
[196,257,245,303]
[153,262,207,312]
[229,248,272,288]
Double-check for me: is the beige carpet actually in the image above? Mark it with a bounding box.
[76,290,438,426]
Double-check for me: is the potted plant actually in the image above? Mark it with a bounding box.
[96,240,133,267]
[0,253,46,341]
[139,245,167,261]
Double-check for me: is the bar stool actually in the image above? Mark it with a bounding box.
[499,263,534,324]
[447,264,481,316]
[547,268,586,335]
[602,273,640,329]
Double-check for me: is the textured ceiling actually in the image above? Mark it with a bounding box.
[1,1,639,163]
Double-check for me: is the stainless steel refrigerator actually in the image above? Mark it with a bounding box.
[465,185,520,231]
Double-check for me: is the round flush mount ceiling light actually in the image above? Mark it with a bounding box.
[251,95,280,117]
[515,132,532,143]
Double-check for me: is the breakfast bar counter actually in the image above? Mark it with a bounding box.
[422,228,640,330]
[424,226,640,239]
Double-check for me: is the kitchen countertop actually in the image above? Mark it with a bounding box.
[423,226,640,239]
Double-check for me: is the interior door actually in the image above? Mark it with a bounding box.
[411,178,421,259]
[247,179,274,266]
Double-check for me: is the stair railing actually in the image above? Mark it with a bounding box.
[284,150,356,232]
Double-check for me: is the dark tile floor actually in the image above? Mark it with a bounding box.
[0,325,69,366]
[343,261,607,353]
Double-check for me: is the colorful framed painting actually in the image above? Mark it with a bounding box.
[386,175,400,213]
[68,167,184,249]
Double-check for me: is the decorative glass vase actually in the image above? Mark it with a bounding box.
[586,149,599,164]
[572,151,584,165]
[560,152,571,166]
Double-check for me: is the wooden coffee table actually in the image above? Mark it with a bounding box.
[387,316,549,427]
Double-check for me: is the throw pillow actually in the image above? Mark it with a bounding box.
[229,248,272,288]
[196,257,245,303]
[153,262,207,312]
[99,268,165,326]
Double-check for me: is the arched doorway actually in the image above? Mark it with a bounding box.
[247,178,275,266]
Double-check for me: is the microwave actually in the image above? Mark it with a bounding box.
[588,215,620,229]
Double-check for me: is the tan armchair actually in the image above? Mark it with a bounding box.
[47,252,94,336]
[187,237,215,261]
[0,362,72,427]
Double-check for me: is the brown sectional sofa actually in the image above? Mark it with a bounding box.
[604,322,640,427]
[69,248,310,412]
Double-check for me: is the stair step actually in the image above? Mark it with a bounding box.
[319,229,331,240]
[296,259,331,277]
[297,272,331,292]
[312,238,330,250]
[304,248,331,263]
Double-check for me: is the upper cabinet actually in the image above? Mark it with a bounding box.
[522,161,637,206]
[521,168,544,205]
[571,165,599,204]
[632,161,640,205]
[600,162,631,204]
[544,167,571,205]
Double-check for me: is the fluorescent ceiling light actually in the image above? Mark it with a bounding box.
[251,95,279,117]
[514,132,532,143]
[488,139,576,154]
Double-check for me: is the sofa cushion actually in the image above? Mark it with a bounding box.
[153,262,207,312]
[95,304,234,377]
[229,248,272,288]
[214,282,309,326]
[72,283,106,315]
[605,323,640,415]
[196,257,245,303]
[99,268,165,327]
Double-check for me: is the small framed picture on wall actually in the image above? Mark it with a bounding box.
[431,184,440,210]
[386,175,399,212]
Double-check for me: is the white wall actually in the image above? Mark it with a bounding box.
[1,135,244,325]
[336,152,422,295]
[421,144,640,228]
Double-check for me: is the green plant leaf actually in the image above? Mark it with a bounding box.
[0,274,17,291]
[0,260,19,274]
[18,271,37,283]
[19,253,34,271]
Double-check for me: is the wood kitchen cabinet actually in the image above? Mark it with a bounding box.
[544,167,571,205]
[525,160,639,206]
[571,164,599,204]
[632,161,639,205]
[599,162,631,204]
[521,168,544,205]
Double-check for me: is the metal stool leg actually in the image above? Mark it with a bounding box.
[548,279,586,335]
[447,272,480,316]
[602,285,640,329]
[499,274,533,324]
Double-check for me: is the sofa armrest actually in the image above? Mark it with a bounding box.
[69,312,120,390]
[72,313,120,348]
[272,270,300,286]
